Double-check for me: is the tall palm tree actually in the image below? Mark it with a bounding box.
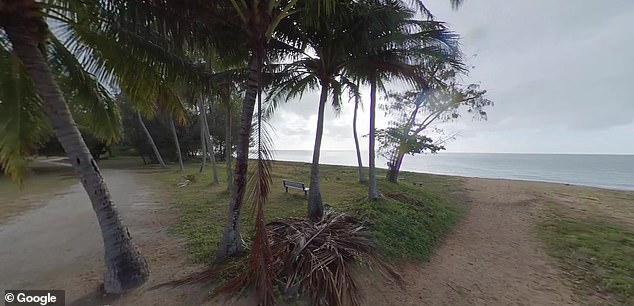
[352,86,367,183]
[137,110,168,168]
[345,3,462,200]
[1,2,149,293]
[216,0,336,260]
[267,1,394,221]
[218,84,240,192]
[201,96,220,184]
[169,117,185,171]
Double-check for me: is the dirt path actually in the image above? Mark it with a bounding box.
[364,178,579,306]
[0,168,204,305]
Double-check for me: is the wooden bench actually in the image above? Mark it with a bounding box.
[283,179,309,197]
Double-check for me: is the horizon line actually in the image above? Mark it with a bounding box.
[271,149,634,155]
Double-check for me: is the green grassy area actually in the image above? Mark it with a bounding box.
[539,203,634,305]
[155,160,466,264]
[0,161,76,222]
[0,156,149,223]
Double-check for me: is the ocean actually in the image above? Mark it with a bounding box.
[271,150,634,191]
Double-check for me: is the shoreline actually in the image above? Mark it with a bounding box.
[270,158,634,193]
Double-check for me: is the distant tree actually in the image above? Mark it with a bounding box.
[379,62,492,183]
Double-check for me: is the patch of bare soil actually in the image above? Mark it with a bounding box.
[360,178,579,306]
[66,170,211,306]
[0,168,210,306]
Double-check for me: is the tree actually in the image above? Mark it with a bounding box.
[352,87,367,183]
[268,1,447,220]
[137,111,168,168]
[216,0,337,260]
[1,2,149,293]
[217,86,241,192]
[379,62,492,182]
[345,4,462,200]
[170,117,185,171]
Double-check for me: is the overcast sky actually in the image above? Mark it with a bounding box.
[268,0,634,154]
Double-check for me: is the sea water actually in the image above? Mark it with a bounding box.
[272,150,634,191]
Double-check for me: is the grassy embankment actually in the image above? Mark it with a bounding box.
[155,159,467,263]
[538,189,634,305]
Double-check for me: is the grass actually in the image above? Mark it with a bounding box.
[154,160,466,264]
[0,155,150,224]
[539,203,634,305]
[0,160,76,223]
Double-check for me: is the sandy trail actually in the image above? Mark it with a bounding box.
[0,168,203,305]
[364,178,578,306]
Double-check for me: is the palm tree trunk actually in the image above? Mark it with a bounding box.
[6,25,149,293]
[368,75,379,200]
[198,101,207,173]
[307,82,329,222]
[217,54,261,260]
[170,118,184,171]
[225,105,233,192]
[352,95,366,183]
[202,99,219,184]
[137,111,167,168]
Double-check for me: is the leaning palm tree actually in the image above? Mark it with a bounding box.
[137,110,168,168]
[0,2,149,293]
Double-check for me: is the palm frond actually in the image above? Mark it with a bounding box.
[216,211,402,306]
[0,48,51,182]
[47,32,121,143]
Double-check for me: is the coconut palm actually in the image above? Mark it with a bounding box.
[216,0,337,260]
[169,117,185,171]
[345,2,462,200]
[137,110,168,168]
[352,83,367,183]
[2,0,220,292]
[267,1,402,221]
[0,1,150,293]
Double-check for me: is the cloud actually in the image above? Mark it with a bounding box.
[268,0,634,154]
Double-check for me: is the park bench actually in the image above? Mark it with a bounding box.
[282,179,310,197]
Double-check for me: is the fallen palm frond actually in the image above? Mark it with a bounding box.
[176,174,197,187]
[215,210,402,306]
[153,210,402,305]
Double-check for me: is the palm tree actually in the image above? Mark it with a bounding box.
[218,84,240,192]
[169,117,185,171]
[137,110,168,168]
[352,87,367,183]
[216,0,336,260]
[200,96,220,184]
[345,3,462,200]
[1,2,149,293]
[268,1,393,221]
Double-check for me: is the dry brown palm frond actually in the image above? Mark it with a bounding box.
[215,210,402,306]
[156,210,401,306]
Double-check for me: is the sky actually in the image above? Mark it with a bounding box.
[268,0,634,154]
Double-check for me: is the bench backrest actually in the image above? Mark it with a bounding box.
[283,180,305,189]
